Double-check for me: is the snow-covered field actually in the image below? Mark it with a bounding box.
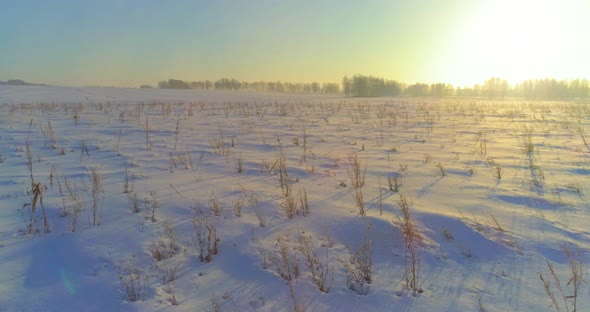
[1,86,588,312]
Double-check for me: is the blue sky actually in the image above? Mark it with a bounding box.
[1,0,588,87]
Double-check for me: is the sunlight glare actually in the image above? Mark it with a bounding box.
[440,0,570,85]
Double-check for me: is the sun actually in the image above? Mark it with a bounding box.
[435,0,586,86]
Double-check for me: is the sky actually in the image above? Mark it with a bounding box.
[1,0,589,87]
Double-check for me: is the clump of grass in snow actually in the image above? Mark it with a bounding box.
[273,233,300,281]
[144,191,159,223]
[232,196,244,217]
[342,225,373,296]
[192,217,220,263]
[297,228,332,293]
[209,191,221,217]
[117,257,148,302]
[149,220,180,261]
[388,175,402,192]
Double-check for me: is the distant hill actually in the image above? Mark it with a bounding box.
[0,79,49,86]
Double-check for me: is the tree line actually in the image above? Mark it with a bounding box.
[154,78,340,94]
[149,75,589,99]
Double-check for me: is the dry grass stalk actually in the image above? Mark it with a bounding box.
[80,142,90,161]
[397,194,423,296]
[283,194,297,219]
[174,119,180,150]
[145,115,151,150]
[236,155,243,173]
[115,126,122,155]
[289,281,306,312]
[89,168,102,226]
[539,243,585,312]
[347,153,366,189]
[436,162,446,177]
[209,191,221,217]
[348,153,367,215]
[255,207,265,228]
[232,197,244,217]
[27,182,49,234]
[123,167,134,194]
[378,179,384,215]
[25,138,34,188]
[299,187,310,217]
[490,214,505,232]
[352,187,365,216]
[145,191,159,223]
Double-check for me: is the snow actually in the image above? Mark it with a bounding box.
[0,85,588,311]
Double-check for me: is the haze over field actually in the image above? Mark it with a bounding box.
[2,0,590,87]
